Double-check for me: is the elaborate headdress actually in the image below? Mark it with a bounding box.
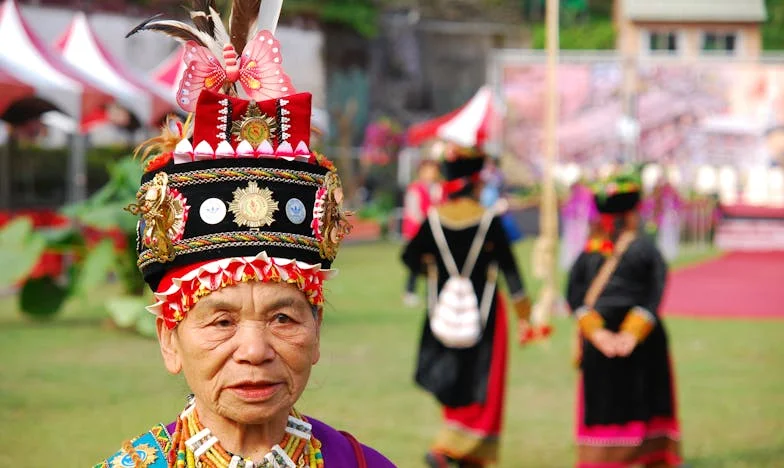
[126,0,351,328]
[438,144,486,197]
[592,170,642,214]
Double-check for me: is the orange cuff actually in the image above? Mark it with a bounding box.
[514,296,532,321]
[621,308,655,342]
[577,309,604,337]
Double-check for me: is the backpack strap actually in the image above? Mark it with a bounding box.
[339,430,367,468]
[478,262,499,326]
[427,208,461,277]
[461,208,496,277]
[427,206,496,278]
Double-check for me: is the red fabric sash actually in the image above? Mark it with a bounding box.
[442,173,481,199]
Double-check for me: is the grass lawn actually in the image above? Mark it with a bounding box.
[0,241,782,467]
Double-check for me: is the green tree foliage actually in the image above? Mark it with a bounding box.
[763,0,784,50]
[118,0,379,36]
[285,0,378,37]
[532,19,616,49]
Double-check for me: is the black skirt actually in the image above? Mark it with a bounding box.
[580,306,676,426]
[414,295,498,408]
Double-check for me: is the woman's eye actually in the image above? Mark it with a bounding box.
[273,313,293,324]
[214,318,234,328]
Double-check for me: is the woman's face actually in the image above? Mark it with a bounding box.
[158,281,321,426]
[419,163,440,183]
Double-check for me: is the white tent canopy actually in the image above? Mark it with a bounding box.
[0,0,118,203]
[57,12,175,126]
[407,85,498,151]
[0,0,92,120]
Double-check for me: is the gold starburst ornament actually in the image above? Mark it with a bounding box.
[229,181,279,228]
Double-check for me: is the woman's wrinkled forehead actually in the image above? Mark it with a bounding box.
[180,282,321,327]
[190,281,313,315]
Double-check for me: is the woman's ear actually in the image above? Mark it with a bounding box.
[312,307,323,366]
[157,317,182,375]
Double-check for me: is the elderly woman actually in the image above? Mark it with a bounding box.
[95,3,394,467]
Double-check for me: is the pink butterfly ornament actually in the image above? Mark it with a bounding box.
[176,31,296,113]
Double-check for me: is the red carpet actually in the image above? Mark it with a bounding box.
[661,251,784,319]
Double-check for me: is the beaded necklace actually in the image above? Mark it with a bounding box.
[168,398,325,468]
[584,237,614,256]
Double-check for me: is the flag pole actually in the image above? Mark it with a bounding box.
[533,0,560,326]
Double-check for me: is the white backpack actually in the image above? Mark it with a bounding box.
[427,208,498,349]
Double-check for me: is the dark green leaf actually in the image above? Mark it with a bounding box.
[19,277,68,320]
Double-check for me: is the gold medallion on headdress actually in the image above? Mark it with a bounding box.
[228,181,279,228]
[312,171,352,260]
[231,101,277,148]
[127,172,189,263]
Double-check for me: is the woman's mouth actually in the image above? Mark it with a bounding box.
[228,382,283,401]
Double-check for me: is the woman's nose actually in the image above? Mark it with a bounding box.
[232,323,276,365]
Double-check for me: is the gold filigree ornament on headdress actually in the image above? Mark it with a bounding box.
[126,172,190,263]
[311,171,353,260]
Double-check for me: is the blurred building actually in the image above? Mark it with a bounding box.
[615,0,767,59]
[368,4,527,128]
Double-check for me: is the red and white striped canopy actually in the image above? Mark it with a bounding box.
[407,86,497,150]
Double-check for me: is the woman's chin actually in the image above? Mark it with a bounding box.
[218,394,292,425]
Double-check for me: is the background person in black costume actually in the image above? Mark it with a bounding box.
[568,171,682,468]
[402,144,533,468]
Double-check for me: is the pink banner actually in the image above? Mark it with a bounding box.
[501,59,784,172]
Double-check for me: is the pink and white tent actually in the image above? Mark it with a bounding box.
[0,69,34,115]
[56,12,176,127]
[150,47,185,103]
[0,0,112,129]
[407,86,497,150]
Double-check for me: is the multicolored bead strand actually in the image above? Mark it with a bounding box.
[167,398,324,468]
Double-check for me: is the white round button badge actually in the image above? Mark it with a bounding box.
[200,198,227,225]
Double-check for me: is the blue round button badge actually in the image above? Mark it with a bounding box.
[286,198,307,225]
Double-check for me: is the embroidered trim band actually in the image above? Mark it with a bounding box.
[148,253,333,328]
[139,167,325,191]
[138,231,321,268]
